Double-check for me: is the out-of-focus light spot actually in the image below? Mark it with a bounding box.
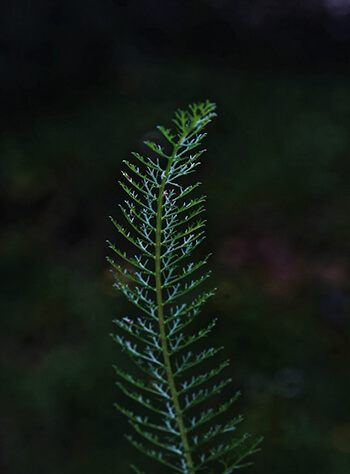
[324,0,350,16]
[273,368,304,399]
[332,423,350,453]
[315,260,348,287]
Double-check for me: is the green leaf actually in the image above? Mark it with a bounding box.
[107,102,261,473]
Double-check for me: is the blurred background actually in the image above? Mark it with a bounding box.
[1,1,350,473]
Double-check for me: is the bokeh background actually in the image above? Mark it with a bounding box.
[1,1,350,473]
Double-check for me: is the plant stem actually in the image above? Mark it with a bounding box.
[155,143,195,474]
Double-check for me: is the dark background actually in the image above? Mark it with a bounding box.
[1,1,350,473]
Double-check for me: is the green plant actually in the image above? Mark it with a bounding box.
[107,101,262,473]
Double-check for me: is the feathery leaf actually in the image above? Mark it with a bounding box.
[108,101,262,473]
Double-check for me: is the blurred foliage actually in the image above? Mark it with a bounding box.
[1,60,350,473]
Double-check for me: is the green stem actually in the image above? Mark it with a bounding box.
[155,143,195,474]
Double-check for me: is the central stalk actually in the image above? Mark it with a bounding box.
[154,145,195,473]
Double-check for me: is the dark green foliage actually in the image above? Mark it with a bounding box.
[3,64,350,474]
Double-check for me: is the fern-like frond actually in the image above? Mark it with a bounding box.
[108,101,262,473]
